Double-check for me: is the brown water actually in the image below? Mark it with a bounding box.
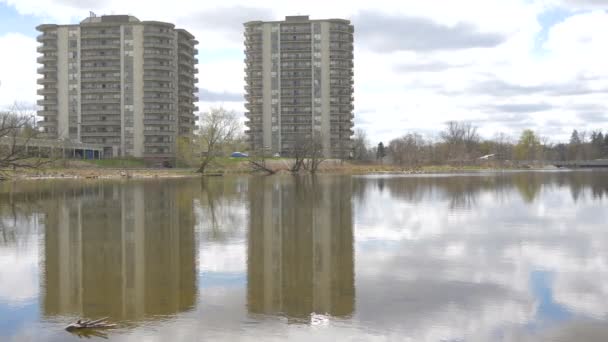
[0,171,607,341]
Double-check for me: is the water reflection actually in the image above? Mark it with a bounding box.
[1,172,608,341]
[354,170,608,208]
[37,181,197,322]
[247,176,355,322]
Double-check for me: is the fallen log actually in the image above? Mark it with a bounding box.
[65,317,116,332]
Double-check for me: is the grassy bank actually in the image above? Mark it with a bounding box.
[1,157,538,181]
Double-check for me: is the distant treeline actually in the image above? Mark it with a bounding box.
[352,121,608,166]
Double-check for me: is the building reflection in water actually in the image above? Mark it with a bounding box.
[41,180,197,321]
[247,176,355,322]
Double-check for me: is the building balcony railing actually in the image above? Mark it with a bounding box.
[80,32,121,39]
[37,45,57,53]
[144,53,174,60]
[144,66,175,73]
[36,120,57,127]
[144,108,173,114]
[37,78,57,84]
[37,99,58,106]
[81,119,122,125]
[81,131,121,137]
[81,54,121,61]
[144,74,174,82]
[81,88,121,94]
[81,65,121,72]
[143,31,175,39]
[143,119,175,125]
[81,98,121,104]
[37,110,58,116]
[143,130,175,135]
[143,86,174,93]
[37,55,57,63]
[81,77,121,83]
[81,44,121,50]
[36,34,57,42]
[143,97,174,103]
[144,42,174,49]
[81,109,121,115]
[37,88,57,96]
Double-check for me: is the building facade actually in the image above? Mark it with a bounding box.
[36,15,198,163]
[244,16,354,158]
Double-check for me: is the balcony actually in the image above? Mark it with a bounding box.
[80,109,121,115]
[37,45,57,53]
[179,59,195,67]
[144,141,173,147]
[37,55,57,63]
[37,65,59,74]
[81,32,120,39]
[81,131,121,137]
[144,86,174,93]
[144,74,174,81]
[37,99,58,106]
[36,33,57,41]
[81,88,121,94]
[81,98,120,104]
[81,119,122,125]
[81,54,121,61]
[81,76,121,83]
[38,109,58,116]
[143,31,174,39]
[143,130,175,135]
[144,64,174,72]
[37,88,57,96]
[143,119,175,125]
[37,77,57,85]
[81,65,121,72]
[144,53,174,60]
[81,43,120,50]
[144,108,173,114]
[143,97,174,103]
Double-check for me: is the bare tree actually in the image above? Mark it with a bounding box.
[388,133,427,168]
[440,121,480,163]
[248,148,276,175]
[288,134,309,173]
[303,133,326,174]
[196,107,240,174]
[352,128,370,161]
[0,104,43,178]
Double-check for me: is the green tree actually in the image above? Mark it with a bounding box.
[196,107,241,174]
[514,129,540,161]
[568,129,582,160]
[376,142,386,162]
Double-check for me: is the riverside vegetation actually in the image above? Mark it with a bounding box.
[2,106,608,180]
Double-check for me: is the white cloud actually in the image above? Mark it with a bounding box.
[0,32,38,109]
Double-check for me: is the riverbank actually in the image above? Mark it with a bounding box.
[0,158,554,181]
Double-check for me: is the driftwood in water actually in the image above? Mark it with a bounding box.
[65,317,116,332]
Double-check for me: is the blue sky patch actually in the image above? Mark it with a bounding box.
[0,3,39,37]
[533,8,572,55]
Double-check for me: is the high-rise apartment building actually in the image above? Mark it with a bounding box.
[244,16,354,158]
[36,15,198,163]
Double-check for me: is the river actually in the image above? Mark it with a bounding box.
[0,170,607,341]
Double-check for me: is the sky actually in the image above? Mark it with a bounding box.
[0,0,606,144]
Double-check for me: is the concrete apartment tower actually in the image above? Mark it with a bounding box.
[244,16,354,158]
[36,14,198,164]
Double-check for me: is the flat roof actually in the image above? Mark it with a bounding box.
[36,14,193,36]
[244,15,351,26]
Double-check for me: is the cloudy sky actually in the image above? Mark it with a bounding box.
[0,0,606,143]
